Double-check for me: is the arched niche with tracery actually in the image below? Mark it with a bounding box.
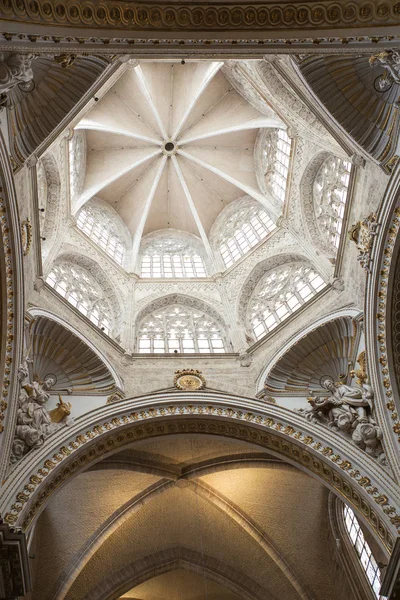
[301,152,352,255]
[69,130,86,208]
[76,197,130,267]
[239,255,326,343]
[210,196,276,269]
[139,230,208,278]
[45,254,120,340]
[136,294,230,354]
[256,128,292,203]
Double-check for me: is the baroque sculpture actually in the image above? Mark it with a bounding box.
[0,53,35,99]
[298,352,386,464]
[348,213,379,273]
[370,50,400,91]
[11,361,73,463]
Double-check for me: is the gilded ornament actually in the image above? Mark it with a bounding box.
[174,369,206,391]
[20,218,32,256]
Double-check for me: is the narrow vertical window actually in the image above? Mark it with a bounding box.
[343,506,385,599]
[263,129,292,202]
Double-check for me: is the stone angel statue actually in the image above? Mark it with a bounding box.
[11,370,73,463]
[298,353,385,464]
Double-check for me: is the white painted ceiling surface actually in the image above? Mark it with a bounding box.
[73,61,284,252]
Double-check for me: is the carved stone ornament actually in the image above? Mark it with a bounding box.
[21,218,32,256]
[0,53,34,98]
[297,353,385,464]
[370,50,400,92]
[174,369,206,391]
[106,391,125,404]
[238,351,253,368]
[348,212,379,273]
[11,360,73,463]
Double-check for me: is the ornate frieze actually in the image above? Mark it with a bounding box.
[0,197,17,433]
[0,1,399,32]
[374,206,400,443]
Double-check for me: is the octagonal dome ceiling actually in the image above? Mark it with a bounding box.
[72,61,285,256]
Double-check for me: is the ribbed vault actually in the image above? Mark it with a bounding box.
[263,316,356,395]
[29,315,118,395]
[29,433,341,600]
[7,55,110,165]
[296,55,400,169]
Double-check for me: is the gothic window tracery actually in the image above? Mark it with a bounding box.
[46,262,113,336]
[248,263,326,340]
[140,234,207,278]
[313,156,352,249]
[263,129,292,202]
[137,304,227,353]
[76,202,126,265]
[343,506,383,598]
[215,201,276,269]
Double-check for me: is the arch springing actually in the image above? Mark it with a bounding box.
[137,304,227,353]
[140,234,207,278]
[216,201,276,268]
[313,156,352,249]
[343,505,383,598]
[46,262,113,336]
[248,263,326,340]
[263,129,292,202]
[76,202,125,265]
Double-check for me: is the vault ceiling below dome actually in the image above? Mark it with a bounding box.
[264,316,357,396]
[29,316,118,395]
[73,60,284,247]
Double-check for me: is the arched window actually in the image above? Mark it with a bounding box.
[343,506,384,598]
[248,263,326,340]
[46,262,113,336]
[137,304,227,353]
[76,202,126,265]
[140,233,207,278]
[263,129,292,202]
[313,156,352,249]
[217,203,275,269]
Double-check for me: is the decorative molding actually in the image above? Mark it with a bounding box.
[20,218,32,256]
[0,132,25,480]
[0,1,399,32]
[372,206,400,444]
